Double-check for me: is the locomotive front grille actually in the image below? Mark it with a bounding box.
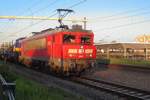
[63,58,95,73]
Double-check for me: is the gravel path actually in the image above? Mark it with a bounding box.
[86,65,150,92]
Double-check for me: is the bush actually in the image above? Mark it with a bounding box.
[0,64,17,82]
[110,58,150,67]
[96,58,110,64]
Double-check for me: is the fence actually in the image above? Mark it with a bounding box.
[0,74,15,100]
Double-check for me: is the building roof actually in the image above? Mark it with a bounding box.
[95,43,150,49]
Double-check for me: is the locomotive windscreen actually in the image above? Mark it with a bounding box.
[63,34,75,43]
[81,36,91,44]
[63,33,92,45]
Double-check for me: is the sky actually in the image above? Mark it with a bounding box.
[0,0,150,43]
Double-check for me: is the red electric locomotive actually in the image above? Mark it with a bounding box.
[19,25,96,75]
[18,9,96,75]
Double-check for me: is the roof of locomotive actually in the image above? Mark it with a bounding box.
[21,28,93,42]
[16,37,26,41]
[40,27,93,34]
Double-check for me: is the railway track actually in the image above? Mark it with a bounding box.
[72,76,150,100]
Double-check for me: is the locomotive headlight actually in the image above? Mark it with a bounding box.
[90,54,92,57]
[58,58,61,62]
[69,54,73,57]
[80,46,83,49]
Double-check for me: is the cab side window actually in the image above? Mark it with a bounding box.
[63,34,75,43]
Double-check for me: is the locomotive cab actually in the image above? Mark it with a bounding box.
[60,29,96,75]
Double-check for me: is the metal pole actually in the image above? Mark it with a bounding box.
[83,17,87,30]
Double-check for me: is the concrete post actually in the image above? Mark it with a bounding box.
[107,48,109,59]
[124,48,127,58]
[145,48,148,60]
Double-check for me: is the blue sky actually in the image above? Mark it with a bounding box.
[0,0,150,43]
[1,0,150,15]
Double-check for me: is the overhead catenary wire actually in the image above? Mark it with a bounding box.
[1,0,60,38]
[28,0,87,27]
[0,0,43,32]
[5,1,59,21]
[27,0,59,16]
[41,0,87,29]
[18,0,44,15]
[89,8,150,42]
[89,10,150,23]
[89,6,150,21]
[14,0,87,33]
[68,0,87,9]
[8,12,58,37]
[5,0,87,38]
[86,6,150,33]
[94,18,150,31]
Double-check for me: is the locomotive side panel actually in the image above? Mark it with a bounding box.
[47,33,63,72]
[19,36,49,66]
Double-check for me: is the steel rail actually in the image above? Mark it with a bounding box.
[72,76,150,100]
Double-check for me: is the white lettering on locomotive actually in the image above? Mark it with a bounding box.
[68,49,93,54]
[85,49,93,53]
[78,49,84,53]
[68,49,78,53]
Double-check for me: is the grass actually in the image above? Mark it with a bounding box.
[0,62,84,100]
[97,58,150,68]
[96,58,110,64]
[15,77,83,100]
[109,58,150,67]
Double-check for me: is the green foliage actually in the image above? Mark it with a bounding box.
[0,64,17,82]
[15,77,83,100]
[96,58,110,64]
[0,63,16,99]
